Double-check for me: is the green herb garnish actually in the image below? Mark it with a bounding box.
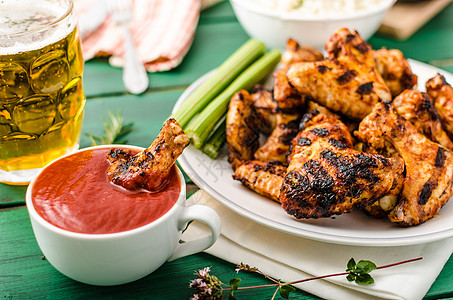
[85,110,133,145]
[190,257,423,299]
[346,258,377,285]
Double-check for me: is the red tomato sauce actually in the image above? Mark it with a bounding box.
[31,147,181,234]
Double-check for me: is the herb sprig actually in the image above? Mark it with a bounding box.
[190,257,422,299]
[85,110,134,146]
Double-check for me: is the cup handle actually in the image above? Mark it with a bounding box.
[168,205,221,261]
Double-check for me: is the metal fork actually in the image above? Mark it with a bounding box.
[109,0,149,94]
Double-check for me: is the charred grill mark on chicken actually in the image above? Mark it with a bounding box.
[419,180,437,205]
[317,65,331,74]
[279,113,403,219]
[356,82,373,95]
[328,138,348,149]
[297,137,312,146]
[337,69,358,85]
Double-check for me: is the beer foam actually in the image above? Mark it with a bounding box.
[0,0,75,55]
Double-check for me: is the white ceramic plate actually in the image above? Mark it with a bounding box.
[175,60,453,246]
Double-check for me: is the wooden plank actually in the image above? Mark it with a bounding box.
[0,206,315,299]
[199,0,237,23]
[370,3,453,70]
[378,0,452,41]
[426,253,453,299]
[1,206,452,299]
[0,185,27,207]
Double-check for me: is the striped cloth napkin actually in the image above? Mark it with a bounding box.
[74,0,221,72]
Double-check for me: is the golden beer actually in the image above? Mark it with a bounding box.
[0,0,85,184]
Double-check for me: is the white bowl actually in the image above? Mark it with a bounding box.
[230,0,396,49]
[26,145,221,286]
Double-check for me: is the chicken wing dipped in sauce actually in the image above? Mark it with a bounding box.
[107,118,190,191]
[426,73,453,140]
[279,112,404,219]
[356,102,453,226]
[287,28,391,120]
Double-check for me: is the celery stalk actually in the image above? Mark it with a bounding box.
[170,39,266,128]
[186,49,281,148]
[201,117,226,159]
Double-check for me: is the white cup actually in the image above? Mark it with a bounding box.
[26,145,221,286]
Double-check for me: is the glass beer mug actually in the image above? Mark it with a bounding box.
[0,0,85,184]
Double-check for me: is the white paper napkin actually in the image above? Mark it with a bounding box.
[183,190,453,300]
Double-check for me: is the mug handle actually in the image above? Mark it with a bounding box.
[168,205,221,261]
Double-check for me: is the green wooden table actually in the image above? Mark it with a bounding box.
[2,2,453,299]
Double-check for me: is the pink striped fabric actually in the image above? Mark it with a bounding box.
[74,0,203,72]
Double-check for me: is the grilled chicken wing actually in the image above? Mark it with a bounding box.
[107,118,189,191]
[226,90,260,170]
[362,156,405,219]
[306,100,361,135]
[356,102,453,226]
[281,38,324,69]
[426,74,453,140]
[254,112,301,164]
[279,112,404,219]
[287,29,391,120]
[326,28,376,66]
[364,191,401,219]
[306,100,337,117]
[274,39,324,111]
[373,48,418,97]
[392,89,453,150]
[233,160,286,202]
[250,86,278,134]
[273,69,306,111]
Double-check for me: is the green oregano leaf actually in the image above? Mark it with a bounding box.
[355,273,375,285]
[356,260,377,274]
[280,285,296,299]
[347,258,356,271]
[346,258,377,285]
[230,278,241,291]
[229,294,237,300]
